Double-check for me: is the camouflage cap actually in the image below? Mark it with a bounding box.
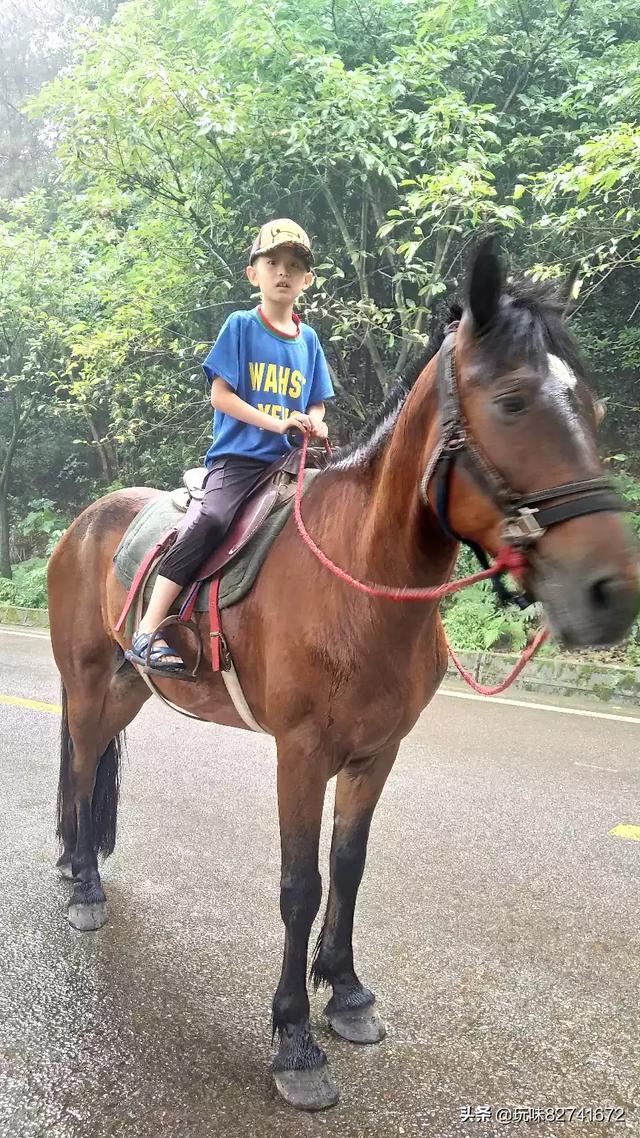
[249,218,313,266]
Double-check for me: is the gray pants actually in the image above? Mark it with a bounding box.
[159,455,270,587]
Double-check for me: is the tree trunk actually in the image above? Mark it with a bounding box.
[85,411,118,483]
[0,385,39,578]
[88,415,110,481]
[0,483,12,579]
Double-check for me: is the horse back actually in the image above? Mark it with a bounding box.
[48,488,163,646]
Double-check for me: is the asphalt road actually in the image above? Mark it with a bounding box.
[0,627,639,1138]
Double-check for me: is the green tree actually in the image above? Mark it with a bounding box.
[0,195,78,575]
[1,0,634,518]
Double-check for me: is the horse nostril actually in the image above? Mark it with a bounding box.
[588,572,635,615]
[590,576,614,611]
[542,565,639,648]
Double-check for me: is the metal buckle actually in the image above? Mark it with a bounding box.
[443,431,466,453]
[501,508,546,547]
[210,630,232,670]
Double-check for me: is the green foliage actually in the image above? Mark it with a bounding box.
[607,460,640,539]
[14,499,69,557]
[0,576,16,603]
[0,557,48,608]
[443,547,533,652]
[443,581,531,652]
[23,0,639,420]
[0,0,637,634]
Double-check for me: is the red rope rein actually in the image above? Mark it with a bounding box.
[293,433,547,694]
[294,435,527,601]
[446,627,549,696]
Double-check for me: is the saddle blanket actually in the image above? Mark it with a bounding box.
[113,472,319,630]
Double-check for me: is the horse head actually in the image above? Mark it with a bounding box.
[423,240,639,647]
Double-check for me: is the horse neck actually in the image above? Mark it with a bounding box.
[333,352,458,592]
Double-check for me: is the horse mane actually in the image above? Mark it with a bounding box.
[331,276,585,470]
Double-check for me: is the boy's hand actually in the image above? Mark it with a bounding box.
[281,412,312,435]
[310,420,329,440]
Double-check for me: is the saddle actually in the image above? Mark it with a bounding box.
[114,446,322,654]
[174,447,306,581]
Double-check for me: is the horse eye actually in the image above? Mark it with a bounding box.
[496,393,527,416]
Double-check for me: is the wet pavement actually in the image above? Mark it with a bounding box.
[0,627,639,1137]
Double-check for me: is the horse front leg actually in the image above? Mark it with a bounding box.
[271,730,337,1111]
[311,743,399,1044]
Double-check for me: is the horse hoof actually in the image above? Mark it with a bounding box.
[67,901,107,931]
[273,1066,339,1111]
[324,998,386,1044]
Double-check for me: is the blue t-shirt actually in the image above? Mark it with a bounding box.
[201,307,334,465]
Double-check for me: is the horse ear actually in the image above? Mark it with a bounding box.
[595,399,606,426]
[467,237,504,332]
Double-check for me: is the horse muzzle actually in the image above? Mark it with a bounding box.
[532,557,639,648]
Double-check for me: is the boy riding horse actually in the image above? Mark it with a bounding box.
[127,219,334,676]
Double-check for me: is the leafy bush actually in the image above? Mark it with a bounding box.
[443,580,533,651]
[1,558,49,609]
[443,547,532,651]
[0,577,17,604]
[13,499,70,559]
[607,460,640,539]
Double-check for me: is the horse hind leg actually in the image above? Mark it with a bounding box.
[48,515,150,927]
[56,685,77,879]
[55,683,117,879]
[310,744,399,1045]
[57,660,149,931]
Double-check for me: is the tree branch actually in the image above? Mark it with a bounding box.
[501,0,578,115]
[322,179,389,392]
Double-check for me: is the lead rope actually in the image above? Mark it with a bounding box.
[446,628,549,696]
[295,434,548,695]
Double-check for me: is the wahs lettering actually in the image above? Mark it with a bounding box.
[248,362,305,399]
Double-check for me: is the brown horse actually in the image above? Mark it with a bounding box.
[48,245,638,1111]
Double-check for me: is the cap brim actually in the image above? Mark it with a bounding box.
[250,241,313,267]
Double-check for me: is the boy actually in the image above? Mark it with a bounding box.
[127,218,334,677]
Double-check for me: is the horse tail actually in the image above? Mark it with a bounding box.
[56,682,123,859]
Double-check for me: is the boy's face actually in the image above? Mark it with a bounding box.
[246,246,313,304]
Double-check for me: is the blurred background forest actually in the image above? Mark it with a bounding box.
[0,0,638,655]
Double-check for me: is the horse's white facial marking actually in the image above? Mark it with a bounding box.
[544,352,590,454]
[547,353,578,390]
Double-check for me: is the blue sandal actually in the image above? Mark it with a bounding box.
[125,631,188,678]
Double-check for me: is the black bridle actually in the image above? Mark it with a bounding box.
[420,329,624,607]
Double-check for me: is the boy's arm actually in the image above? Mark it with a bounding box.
[305,335,333,439]
[307,402,325,426]
[211,377,309,435]
[307,402,328,439]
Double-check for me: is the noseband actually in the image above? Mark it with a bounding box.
[419,329,624,603]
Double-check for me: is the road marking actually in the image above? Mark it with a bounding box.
[0,626,49,639]
[574,762,620,773]
[1,623,638,728]
[0,693,61,714]
[438,688,640,726]
[609,824,640,841]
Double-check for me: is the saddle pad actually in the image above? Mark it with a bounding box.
[113,471,319,621]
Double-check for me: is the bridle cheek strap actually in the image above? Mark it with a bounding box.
[419,331,625,599]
